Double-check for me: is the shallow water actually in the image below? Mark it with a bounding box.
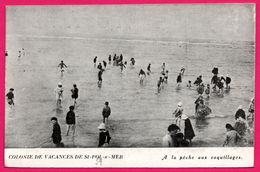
[5,35,254,148]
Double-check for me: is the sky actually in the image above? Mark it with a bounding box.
[6,4,255,42]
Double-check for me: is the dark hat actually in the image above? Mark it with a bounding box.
[69,105,75,110]
[51,117,58,121]
[10,88,14,91]
[168,124,180,132]
[105,102,109,105]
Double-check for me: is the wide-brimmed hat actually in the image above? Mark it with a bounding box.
[58,82,62,86]
[177,102,182,107]
[98,123,106,130]
[10,88,14,91]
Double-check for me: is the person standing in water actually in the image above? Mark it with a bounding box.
[6,88,15,107]
[71,84,79,106]
[194,94,204,113]
[102,102,111,125]
[223,123,241,147]
[139,69,146,85]
[181,114,195,145]
[225,74,231,89]
[119,61,126,72]
[57,60,67,75]
[164,70,169,84]
[205,84,210,98]
[147,63,151,75]
[97,63,103,71]
[177,73,182,87]
[157,77,163,93]
[98,123,111,147]
[247,98,254,128]
[161,63,166,73]
[103,60,107,69]
[51,117,62,147]
[98,69,103,87]
[162,124,180,147]
[172,102,183,126]
[108,55,112,64]
[93,56,98,67]
[55,82,63,107]
[180,66,185,76]
[66,106,76,136]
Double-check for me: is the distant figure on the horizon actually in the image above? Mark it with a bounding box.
[18,50,21,60]
[22,48,25,57]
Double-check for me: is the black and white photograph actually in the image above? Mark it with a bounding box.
[5,4,255,152]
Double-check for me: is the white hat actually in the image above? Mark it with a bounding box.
[181,114,188,120]
[238,105,243,109]
[98,123,106,130]
[226,74,229,77]
[178,102,182,107]
[58,82,62,86]
[251,97,254,102]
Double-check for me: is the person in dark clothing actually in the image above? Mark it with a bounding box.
[197,83,205,95]
[119,61,126,72]
[51,117,62,147]
[175,132,190,147]
[102,102,111,124]
[147,63,151,75]
[97,63,103,70]
[98,123,111,147]
[130,58,135,66]
[177,73,182,86]
[212,67,218,75]
[194,75,202,86]
[93,56,98,67]
[6,88,14,106]
[66,106,76,136]
[225,74,231,89]
[112,54,116,65]
[103,60,107,69]
[195,95,204,112]
[119,54,123,62]
[57,60,67,75]
[108,55,112,64]
[98,70,103,87]
[235,105,246,120]
[157,77,163,93]
[181,114,195,144]
[71,84,79,106]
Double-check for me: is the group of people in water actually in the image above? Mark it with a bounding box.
[6,49,254,148]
